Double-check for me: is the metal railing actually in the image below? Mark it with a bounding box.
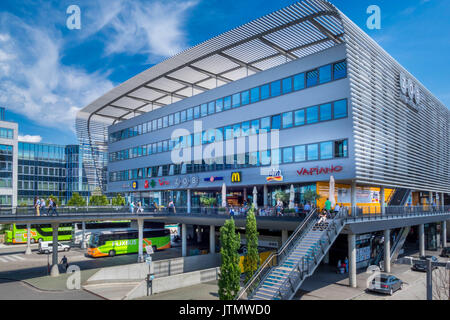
[347,205,450,221]
[235,208,319,300]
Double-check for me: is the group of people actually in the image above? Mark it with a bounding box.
[129,200,144,213]
[34,196,58,216]
[128,199,177,214]
[317,198,343,226]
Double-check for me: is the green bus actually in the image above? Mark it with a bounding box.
[4,223,73,244]
[87,229,171,258]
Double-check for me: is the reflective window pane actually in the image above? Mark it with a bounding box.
[307,144,319,161]
[250,119,259,135]
[260,117,271,132]
[306,106,319,124]
[250,87,260,103]
[320,103,332,121]
[271,115,281,131]
[319,65,332,84]
[320,141,333,160]
[270,80,281,97]
[282,77,292,94]
[293,73,305,91]
[241,90,250,105]
[261,84,270,100]
[187,108,193,121]
[224,96,232,110]
[201,103,208,117]
[232,93,241,108]
[194,106,200,119]
[333,61,347,80]
[295,145,306,162]
[295,109,305,126]
[283,147,293,163]
[282,112,293,129]
[208,102,215,115]
[306,70,318,87]
[333,99,347,119]
[216,99,223,113]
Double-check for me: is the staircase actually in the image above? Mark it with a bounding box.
[372,227,411,267]
[236,209,347,300]
[388,188,411,206]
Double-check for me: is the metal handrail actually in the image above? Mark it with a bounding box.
[235,208,318,300]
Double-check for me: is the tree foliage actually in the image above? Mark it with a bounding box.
[89,194,109,206]
[67,192,87,207]
[218,218,241,300]
[243,205,259,283]
[112,194,126,206]
[303,189,321,203]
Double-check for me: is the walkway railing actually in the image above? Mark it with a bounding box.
[235,208,319,300]
[347,205,450,221]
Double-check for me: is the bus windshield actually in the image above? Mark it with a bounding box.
[89,233,100,248]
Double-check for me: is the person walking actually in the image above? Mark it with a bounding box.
[324,198,332,215]
[34,197,40,216]
[344,257,349,273]
[168,200,176,214]
[129,201,135,214]
[60,255,69,272]
[152,201,159,213]
[40,198,46,215]
[137,201,143,213]
[47,198,53,215]
[304,202,311,213]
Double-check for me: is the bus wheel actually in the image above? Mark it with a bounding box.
[31,238,36,244]
[109,250,116,257]
[38,238,43,243]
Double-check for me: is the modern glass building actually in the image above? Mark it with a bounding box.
[17,142,91,205]
[0,114,17,207]
[77,0,449,211]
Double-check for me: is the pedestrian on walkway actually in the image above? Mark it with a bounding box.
[34,197,40,216]
[130,201,135,213]
[60,255,69,272]
[152,201,159,213]
[344,257,349,273]
[40,198,46,215]
[51,198,58,216]
[137,201,144,213]
[324,198,331,215]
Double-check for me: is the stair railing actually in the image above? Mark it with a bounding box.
[235,208,319,300]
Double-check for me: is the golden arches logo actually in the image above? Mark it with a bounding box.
[231,172,241,183]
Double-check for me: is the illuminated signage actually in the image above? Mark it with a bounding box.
[297,165,343,176]
[231,172,241,183]
[131,181,138,190]
[204,176,224,182]
[266,168,283,182]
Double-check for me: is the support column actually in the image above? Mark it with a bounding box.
[442,221,447,248]
[380,187,385,215]
[182,224,187,257]
[419,224,425,257]
[263,185,268,207]
[281,230,288,244]
[441,193,445,211]
[25,223,32,255]
[348,234,357,288]
[138,219,144,263]
[50,223,59,277]
[323,251,330,264]
[243,188,247,204]
[81,221,86,249]
[429,192,433,209]
[187,189,191,214]
[384,229,391,273]
[209,225,215,254]
[196,226,202,243]
[351,181,357,216]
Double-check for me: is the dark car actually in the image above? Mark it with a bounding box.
[440,247,450,258]
[411,256,438,272]
[368,274,403,296]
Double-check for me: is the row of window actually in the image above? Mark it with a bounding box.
[0,145,13,156]
[18,142,66,162]
[0,128,14,140]
[109,98,348,163]
[109,139,348,182]
[18,181,66,191]
[109,60,347,143]
[18,165,66,177]
[0,177,12,188]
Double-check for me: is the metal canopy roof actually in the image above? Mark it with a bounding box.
[77,0,344,127]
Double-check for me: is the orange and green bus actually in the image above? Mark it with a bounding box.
[86,229,171,258]
[4,223,73,244]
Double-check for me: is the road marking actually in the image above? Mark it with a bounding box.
[2,256,17,262]
[0,257,7,262]
[13,255,25,260]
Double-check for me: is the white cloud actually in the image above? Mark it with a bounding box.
[18,135,43,143]
[0,12,114,133]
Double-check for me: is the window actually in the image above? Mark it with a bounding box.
[293,73,305,91]
[233,123,241,138]
[271,115,281,131]
[157,118,162,129]
[201,103,208,117]
[224,126,233,140]
[194,106,200,119]
[333,61,347,80]
[186,108,193,121]
[295,145,306,162]
[224,96,232,110]
[260,150,271,165]
[250,119,259,135]
[261,84,270,100]
[163,116,168,128]
[282,77,292,94]
[232,93,241,108]
[208,102,215,115]
[215,128,224,142]
[174,112,180,124]
[168,114,174,126]
[320,103,332,121]
[250,87,260,103]
[306,70,318,87]
[241,90,250,105]
[270,80,281,97]
[307,143,319,161]
[283,147,293,163]
[335,140,348,158]
[333,99,347,119]
[271,149,281,165]
[306,106,319,124]
[260,117,271,132]
[241,121,250,137]
[320,141,333,160]
[319,65,332,84]
[163,141,168,152]
[294,109,305,126]
[152,120,157,131]
[282,112,293,129]
[216,99,223,113]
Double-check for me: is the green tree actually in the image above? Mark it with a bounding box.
[243,205,259,283]
[303,189,321,204]
[112,194,126,206]
[218,218,241,300]
[48,194,59,206]
[89,194,109,206]
[274,190,289,205]
[67,192,87,207]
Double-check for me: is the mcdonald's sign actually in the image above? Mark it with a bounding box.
[231,172,241,183]
[131,181,138,190]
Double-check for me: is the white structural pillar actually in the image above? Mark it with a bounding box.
[182,224,187,257]
[25,223,32,255]
[210,225,215,254]
[380,187,385,215]
[429,192,433,208]
[384,229,391,273]
[187,189,191,214]
[138,219,144,263]
[348,234,357,288]
[351,181,357,216]
[441,192,445,210]
[263,185,268,207]
[419,224,425,257]
[442,221,447,248]
[50,223,60,277]
[81,221,86,249]
[281,230,288,244]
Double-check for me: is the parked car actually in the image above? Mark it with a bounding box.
[368,274,403,296]
[411,255,438,272]
[440,247,450,258]
[38,241,70,254]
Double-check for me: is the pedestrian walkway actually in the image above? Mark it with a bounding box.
[0,254,26,263]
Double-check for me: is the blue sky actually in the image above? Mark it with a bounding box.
[0,0,448,145]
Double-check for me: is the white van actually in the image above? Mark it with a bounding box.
[38,241,70,254]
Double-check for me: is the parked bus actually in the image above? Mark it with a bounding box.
[86,229,171,258]
[4,223,73,244]
[72,221,131,245]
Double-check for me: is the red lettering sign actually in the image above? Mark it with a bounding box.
[297,165,343,176]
